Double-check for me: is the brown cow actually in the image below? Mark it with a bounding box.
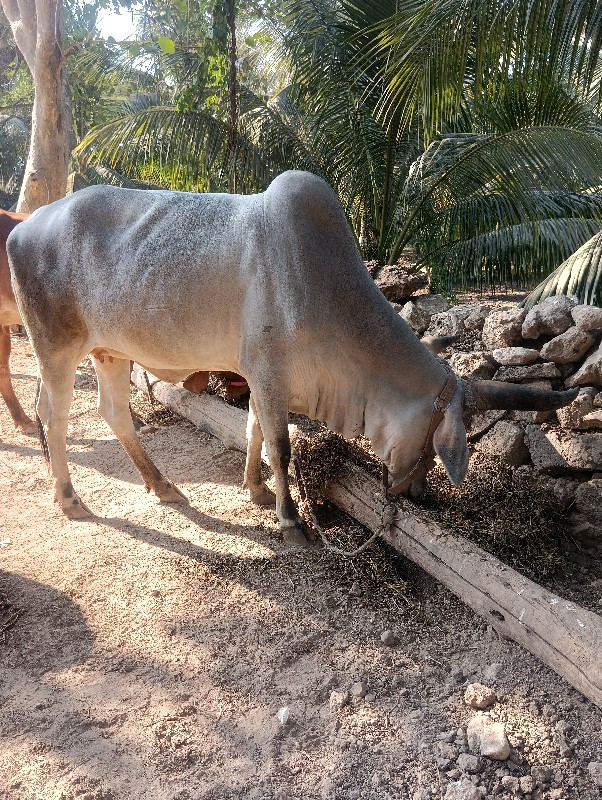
[0,210,36,434]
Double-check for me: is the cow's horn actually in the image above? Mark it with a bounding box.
[464,379,578,412]
[422,335,459,354]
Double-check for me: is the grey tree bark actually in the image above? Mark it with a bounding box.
[0,0,70,212]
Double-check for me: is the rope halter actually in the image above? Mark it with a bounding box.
[382,371,457,498]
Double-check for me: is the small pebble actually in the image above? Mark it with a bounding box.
[520,775,534,794]
[350,681,367,698]
[464,683,497,709]
[467,715,510,760]
[329,690,349,712]
[588,761,602,787]
[381,629,396,646]
[444,777,485,800]
[530,765,552,787]
[457,753,480,773]
[501,775,520,792]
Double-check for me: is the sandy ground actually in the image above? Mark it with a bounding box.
[1,335,601,800]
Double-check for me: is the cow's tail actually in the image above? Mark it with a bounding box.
[35,376,50,464]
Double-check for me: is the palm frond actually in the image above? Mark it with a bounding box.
[75,105,273,193]
[395,126,602,287]
[523,227,602,306]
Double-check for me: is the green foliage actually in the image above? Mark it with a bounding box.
[32,0,602,302]
[524,230,602,306]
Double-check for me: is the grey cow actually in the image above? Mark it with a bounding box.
[8,171,574,538]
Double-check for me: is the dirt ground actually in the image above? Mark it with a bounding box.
[1,335,601,800]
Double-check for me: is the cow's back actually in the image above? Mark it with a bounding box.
[8,186,263,370]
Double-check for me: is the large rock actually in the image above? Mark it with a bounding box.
[448,351,496,380]
[571,305,602,331]
[482,308,526,349]
[525,427,602,473]
[464,306,491,331]
[574,479,602,529]
[541,476,579,509]
[414,294,450,315]
[540,327,594,364]
[565,343,602,388]
[556,388,596,429]
[491,347,539,366]
[424,311,466,338]
[493,362,560,383]
[373,264,427,300]
[474,421,530,466]
[522,296,576,339]
[448,304,484,320]
[399,301,431,334]
[581,410,602,429]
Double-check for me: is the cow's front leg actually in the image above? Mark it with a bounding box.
[37,364,92,519]
[247,382,312,547]
[0,327,36,434]
[93,355,188,505]
[242,395,276,506]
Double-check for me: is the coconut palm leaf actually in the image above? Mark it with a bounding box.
[75,103,274,192]
[523,228,602,306]
[363,0,602,140]
[396,126,602,289]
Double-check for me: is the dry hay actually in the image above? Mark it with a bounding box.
[129,385,183,427]
[414,455,573,582]
[127,382,596,608]
[289,425,594,595]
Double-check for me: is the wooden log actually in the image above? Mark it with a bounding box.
[326,465,602,710]
[132,364,247,451]
[131,366,602,710]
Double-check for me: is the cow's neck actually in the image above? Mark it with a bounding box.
[289,319,448,450]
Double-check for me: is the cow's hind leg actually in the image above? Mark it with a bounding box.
[93,355,188,504]
[242,395,276,506]
[0,326,36,434]
[246,380,312,547]
[36,357,92,519]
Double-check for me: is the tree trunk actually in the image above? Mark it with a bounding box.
[1,0,70,212]
[227,0,237,193]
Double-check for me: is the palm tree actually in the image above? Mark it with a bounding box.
[74,0,602,303]
[357,0,602,301]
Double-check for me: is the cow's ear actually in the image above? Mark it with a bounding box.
[432,403,468,486]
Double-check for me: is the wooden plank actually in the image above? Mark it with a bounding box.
[131,366,602,710]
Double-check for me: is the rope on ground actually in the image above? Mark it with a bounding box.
[293,457,397,557]
[0,590,21,643]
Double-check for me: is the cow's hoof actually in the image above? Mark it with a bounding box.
[62,497,93,520]
[249,483,276,506]
[17,418,37,436]
[156,480,189,504]
[281,522,315,549]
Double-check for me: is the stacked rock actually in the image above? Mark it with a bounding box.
[394,292,602,534]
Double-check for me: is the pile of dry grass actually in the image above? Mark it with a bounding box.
[291,425,578,585]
